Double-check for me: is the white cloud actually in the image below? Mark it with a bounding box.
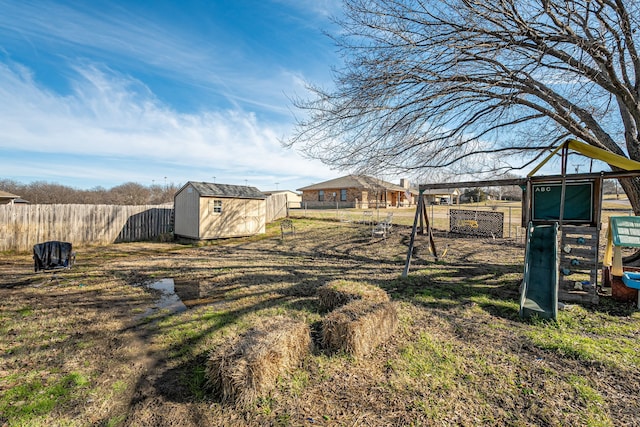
[0,61,336,189]
[273,0,344,18]
[0,1,317,120]
[0,1,345,189]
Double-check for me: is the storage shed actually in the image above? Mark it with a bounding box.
[174,181,266,239]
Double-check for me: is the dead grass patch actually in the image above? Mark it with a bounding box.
[321,300,398,358]
[206,316,311,406]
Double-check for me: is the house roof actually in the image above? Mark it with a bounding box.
[185,182,266,199]
[298,174,410,193]
[0,190,19,200]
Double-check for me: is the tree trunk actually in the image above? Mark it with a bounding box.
[619,177,640,216]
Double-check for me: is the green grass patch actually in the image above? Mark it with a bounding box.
[184,365,207,401]
[111,380,128,393]
[105,414,128,427]
[526,314,640,368]
[568,375,612,426]
[278,369,309,397]
[398,332,469,389]
[470,294,520,319]
[0,372,90,425]
[156,309,242,359]
[17,305,34,316]
[390,274,519,316]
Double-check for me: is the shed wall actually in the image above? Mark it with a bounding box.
[199,197,266,239]
[174,184,201,239]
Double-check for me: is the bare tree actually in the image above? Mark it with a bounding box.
[0,180,177,204]
[0,179,22,197]
[148,183,180,205]
[26,181,74,204]
[289,0,640,212]
[108,182,151,205]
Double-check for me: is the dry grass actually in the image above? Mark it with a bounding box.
[206,316,311,406]
[3,219,640,426]
[321,300,399,358]
[317,279,390,311]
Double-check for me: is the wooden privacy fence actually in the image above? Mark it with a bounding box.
[1,196,288,252]
[265,193,288,223]
[0,204,173,252]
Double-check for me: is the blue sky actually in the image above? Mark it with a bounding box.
[0,0,344,191]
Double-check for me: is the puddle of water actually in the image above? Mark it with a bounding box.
[136,278,227,322]
[174,279,226,308]
[137,278,187,320]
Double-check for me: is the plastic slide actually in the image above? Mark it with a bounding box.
[519,223,558,320]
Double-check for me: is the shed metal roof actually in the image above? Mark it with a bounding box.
[186,182,266,199]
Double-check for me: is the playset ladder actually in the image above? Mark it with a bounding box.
[557,225,599,304]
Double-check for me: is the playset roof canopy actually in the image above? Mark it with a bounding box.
[528,139,640,177]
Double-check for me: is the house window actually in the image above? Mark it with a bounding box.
[209,200,222,214]
[318,190,325,201]
[340,189,347,201]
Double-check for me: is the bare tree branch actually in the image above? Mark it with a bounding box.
[288,0,640,211]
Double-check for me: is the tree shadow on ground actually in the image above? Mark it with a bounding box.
[377,259,524,321]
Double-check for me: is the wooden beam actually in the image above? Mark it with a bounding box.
[419,178,525,190]
[403,193,439,277]
[403,193,423,277]
[418,170,640,191]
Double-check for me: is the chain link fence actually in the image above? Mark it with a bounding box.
[449,209,503,238]
[290,202,528,243]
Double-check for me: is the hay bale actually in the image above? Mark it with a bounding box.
[206,316,311,406]
[317,279,390,311]
[321,300,398,358]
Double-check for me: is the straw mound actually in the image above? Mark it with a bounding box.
[206,316,311,406]
[321,300,398,358]
[317,279,390,311]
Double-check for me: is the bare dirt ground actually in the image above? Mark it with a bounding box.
[2,218,640,426]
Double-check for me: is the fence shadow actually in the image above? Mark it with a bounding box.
[115,208,174,243]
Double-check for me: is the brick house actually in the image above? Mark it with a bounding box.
[297,175,416,208]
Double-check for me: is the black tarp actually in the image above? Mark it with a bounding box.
[33,241,74,272]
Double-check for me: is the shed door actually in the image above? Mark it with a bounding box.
[243,199,258,234]
[243,199,265,235]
